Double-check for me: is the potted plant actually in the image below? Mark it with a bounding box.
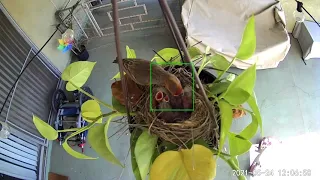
[33,16,261,180]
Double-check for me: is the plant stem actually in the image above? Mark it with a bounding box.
[211,149,231,157]
[215,57,236,82]
[71,82,115,111]
[219,155,246,180]
[57,128,80,132]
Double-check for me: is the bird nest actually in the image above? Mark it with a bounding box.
[132,66,220,148]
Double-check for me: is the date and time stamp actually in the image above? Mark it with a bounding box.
[233,169,312,177]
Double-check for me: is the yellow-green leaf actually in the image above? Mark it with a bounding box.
[210,54,230,76]
[188,47,201,58]
[229,132,252,156]
[62,61,96,91]
[221,64,256,105]
[62,112,116,159]
[62,141,97,159]
[135,130,158,180]
[153,48,181,64]
[239,112,258,140]
[150,145,216,180]
[218,100,233,153]
[81,100,102,123]
[236,16,256,60]
[247,93,263,136]
[131,129,143,180]
[33,115,58,140]
[88,113,124,167]
[126,45,136,58]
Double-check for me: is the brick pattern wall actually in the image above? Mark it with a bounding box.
[87,0,183,36]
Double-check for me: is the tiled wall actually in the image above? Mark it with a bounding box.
[87,0,183,36]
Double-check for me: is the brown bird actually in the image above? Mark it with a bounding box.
[114,58,183,96]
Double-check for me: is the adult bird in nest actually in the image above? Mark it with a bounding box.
[113,58,183,96]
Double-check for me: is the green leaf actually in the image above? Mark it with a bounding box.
[88,113,124,167]
[247,93,263,136]
[209,82,231,95]
[131,129,143,180]
[135,130,158,180]
[235,16,256,60]
[62,112,117,159]
[159,141,178,152]
[126,45,137,58]
[112,96,126,113]
[153,48,181,64]
[150,145,216,180]
[218,100,233,153]
[81,100,102,123]
[239,112,258,140]
[188,47,202,58]
[62,61,96,91]
[33,115,58,140]
[229,132,252,156]
[62,141,97,159]
[209,54,230,76]
[222,64,256,105]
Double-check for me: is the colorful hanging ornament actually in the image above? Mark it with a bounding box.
[57,29,74,53]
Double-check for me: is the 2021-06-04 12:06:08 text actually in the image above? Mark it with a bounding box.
[233,169,312,176]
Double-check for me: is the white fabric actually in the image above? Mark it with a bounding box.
[182,0,291,69]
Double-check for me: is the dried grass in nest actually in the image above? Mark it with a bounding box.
[133,66,221,148]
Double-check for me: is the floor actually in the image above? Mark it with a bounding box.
[49,29,320,180]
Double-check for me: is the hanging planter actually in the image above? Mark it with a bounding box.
[31,1,262,180]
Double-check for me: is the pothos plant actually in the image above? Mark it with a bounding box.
[32,15,261,180]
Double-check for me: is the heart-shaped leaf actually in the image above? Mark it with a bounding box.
[221,64,256,105]
[62,141,97,159]
[209,54,230,76]
[209,82,231,96]
[33,115,58,140]
[218,100,233,153]
[150,144,216,180]
[229,132,252,156]
[88,112,124,167]
[239,112,258,140]
[130,129,143,180]
[62,61,96,91]
[236,16,256,60]
[153,48,181,64]
[81,100,102,123]
[135,130,158,180]
[247,93,262,136]
[188,47,201,59]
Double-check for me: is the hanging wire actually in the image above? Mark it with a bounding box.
[0,1,81,116]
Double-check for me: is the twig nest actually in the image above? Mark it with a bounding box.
[133,66,220,147]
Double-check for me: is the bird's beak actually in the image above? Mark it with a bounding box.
[112,57,118,63]
[155,91,164,101]
[163,95,169,102]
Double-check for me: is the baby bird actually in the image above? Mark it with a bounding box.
[181,86,193,109]
[114,58,183,96]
